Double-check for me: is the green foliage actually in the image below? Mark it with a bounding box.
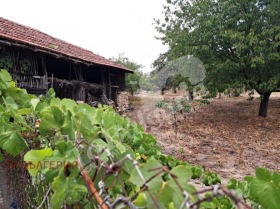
[157,154,190,170]
[24,148,54,176]
[111,53,143,72]
[110,53,143,95]
[139,73,155,91]
[156,99,192,114]
[227,168,280,209]
[191,166,203,179]
[125,72,141,95]
[249,168,280,209]
[175,99,192,113]
[111,53,156,93]
[200,196,234,209]
[1,70,280,208]
[155,0,280,116]
[51,168,87,209]
[129,158,197,208]
[197,99,211,106]
[0,50,32,74]
[151,56,206,98]
[155,100,168,108]
[0,51,15,71]
[202,172,221,186]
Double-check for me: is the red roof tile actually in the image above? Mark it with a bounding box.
[0,17,132,72]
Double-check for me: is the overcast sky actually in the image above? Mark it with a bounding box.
[1,0,168,73]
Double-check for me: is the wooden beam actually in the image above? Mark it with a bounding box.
[0,39,94,66]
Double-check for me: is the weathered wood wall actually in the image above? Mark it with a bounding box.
[0,45,126,104]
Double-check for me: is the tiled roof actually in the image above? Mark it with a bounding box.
[0,17,132,72]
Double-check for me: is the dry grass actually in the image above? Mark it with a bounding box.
[127,92,280,182]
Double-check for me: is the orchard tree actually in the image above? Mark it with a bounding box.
[111,53,143,95]
[151,56,205,101]
[155,0,280,117]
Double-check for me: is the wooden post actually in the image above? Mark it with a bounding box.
[101,69,106,96]
[41,55,48,92]
[108,69,112,99]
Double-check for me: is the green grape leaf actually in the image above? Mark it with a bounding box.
[227,178,237,190]
[79,113,100,141]
[129,157,163,195]
[51,169,87,209]
[129,157,163,187]
[50,97,61,106]
[249,168,280,209]
[0,69,12,89]
[159,165,197,208]
[129,157,164,208]
[18,108,32,115]
[43,141,79,182]
[39,106,64,136]
[168,165,193,184]
[168,202,175,209]
[47,88,56,99]
[4,96,18,109]
[0,69,12,81]
[61,98,77,111]
[102,128,126,154]
[93,108,103,125]
[0,131,27,156]
[24,148,54,176]
[31,98,40,110]
[61,110,75,140]
[133,193,147,207]
[59,141,78,158]
[102,110,117,129]
[74,103,95,117]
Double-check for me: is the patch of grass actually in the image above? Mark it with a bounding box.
[197,99,210,106]
[175,99,191,113]
[155,100,168,109]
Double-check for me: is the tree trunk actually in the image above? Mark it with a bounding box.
[258,92,271,117]
[188,91,194,102]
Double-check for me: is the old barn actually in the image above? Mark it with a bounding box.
[0,17,132,105]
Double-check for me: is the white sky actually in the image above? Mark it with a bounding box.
[1,0,168,73]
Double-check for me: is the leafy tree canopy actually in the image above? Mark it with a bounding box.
[155,0,280,116]
[110,53,143,95]
[151,56,206,100]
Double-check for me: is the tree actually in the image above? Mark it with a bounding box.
[110,53,143,95]
[151,56,206,101]
[155,0,280,117]
[125,72,141,95]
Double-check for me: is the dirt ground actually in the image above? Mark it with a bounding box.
[126,91,280,183]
